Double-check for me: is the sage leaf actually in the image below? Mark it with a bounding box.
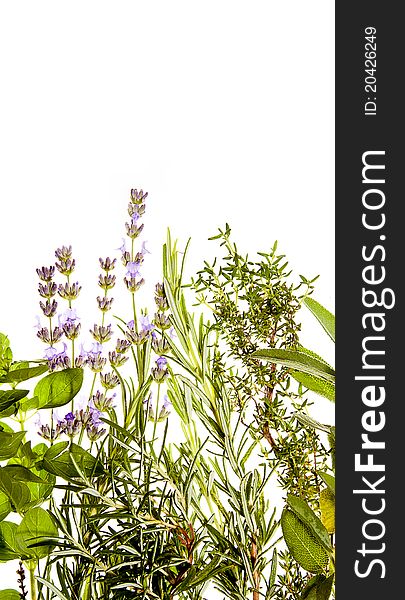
[281,508,329,574]
[318,471,335,495]
[252,349,335,383]
[320,488,335,534]
[292,371,335,402]
[303,297,335,342]
[316,574,334,600]
[286,495,331,552]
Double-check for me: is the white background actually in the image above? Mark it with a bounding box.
[0,0,334,593]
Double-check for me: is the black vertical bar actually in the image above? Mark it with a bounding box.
[336,2,403,596]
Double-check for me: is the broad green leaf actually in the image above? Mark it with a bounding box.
[15,507,58,559]
[318,472,335,495]
[0,492,11,523]
[286,495,331,552]
[0,469,31,512]
[0,590,22,599]
[0,334,12,375]
[18,395,40,413]
[8,361,29,372]
[292,371,335,402]
[12,441,39,469]
[19,445,56,507]
[34,368,83,409]
[0,521,19,562]
[301,574,324,599]
[1,466,44,484]
[281,508,329,574]
[0,431,26,460]
[0,423,13,434]
[0,364,48,384]
[0,389,29,413]
[303,298,335,342]
[0,406,17,419]
[320,488,335,534]
[252,349,335,383]
[316,574,334,600]
[302,574,334,600]
[26,466,55,509]
[41,442,104,479]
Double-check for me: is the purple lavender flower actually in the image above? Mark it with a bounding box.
[86,353,107,372]
[44,345,58,359]
[115,339,131,354]
[125,320,151,345]
[92,390,116,411]
[36,414,63,440]
[55,245,73,260]
[55,258,76,276]
[108,351,128,368]
[124,276,145,293]
[39,300,58,317]
[98,273,116,290]
[151,336,169,355]
[86,423,106,442]
[130,188,148,203]
[90,324,113,343]
[38,423,63,441]
[97,296,114,312]
[36,266,55,282]
[63,321,81,340]
[156,356,167,369]
[38,281,58,298]
[100,372,120,389]
[89,406,103,426]
[125,261,141,278]
[153,312,171,331]
[55,246,75,275]
[151,356,169,383]
[58,282,81,300]
[99,257,117,271]
[47,342,71,371]
[59,308,80,326]
[125,221,144,240]
[139,314,154,333]
[88,342,103,356]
